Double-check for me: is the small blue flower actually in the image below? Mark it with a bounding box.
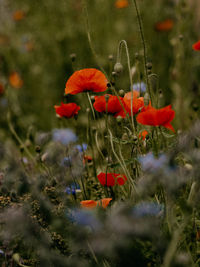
[132,202,164,217]
[138,152,168,172]
[0,249,4,255]
[65,182,80,195]
[75,143,87,153]
[66,209,101,230]
[133,82,146,93]
[52,128,77,145]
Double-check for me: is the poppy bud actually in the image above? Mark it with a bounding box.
[114,62,123,74]
[119,89,125,97]
[184,163,193,171]
[116,116,123,124]
[105,94,110,102]
[112,71,117,77]
[108,54,114,61]
[90,95,95,101]
[146,62,152,70]
[144,92,149,106]
[35,146,41,153]
[70,53,76,62]
[179,34,183,41]
[135,52,139,60]
[41,152,48,162]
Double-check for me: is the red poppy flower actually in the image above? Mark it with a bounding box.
[97,172,127,186]
[192,40,200,51]
[9,72,23,89]
[115,0,129,8]
[13,10,25,21]
[123,91,144,116]
[65,68,108,95]
[0,84,4,95]
[80,198,112,209]
[136,104,175,132]
[155,19,174,32]
[54,102,80,118]
[139,130,148,140]
[93,94,126,118]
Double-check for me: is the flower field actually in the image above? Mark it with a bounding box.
[1,0,200,266]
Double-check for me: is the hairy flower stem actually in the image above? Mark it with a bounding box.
[117,40,135,133]
[82,0,106,77]
[87,92,96,120]
[131,0,152,103]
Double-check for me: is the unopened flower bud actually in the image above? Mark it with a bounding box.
[116,116,123,124]
[119,89,125,97]
[105,94,110,102]
[146,62,152,70]
[108,54,114,61]
[69,53,76,62]
[114,62,123,74]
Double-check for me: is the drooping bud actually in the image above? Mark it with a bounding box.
[114,62,123,74]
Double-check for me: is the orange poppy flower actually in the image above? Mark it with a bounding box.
[192,40,200,51]
[0,84,4,95]
[54,102,80,118]
[97,172,127,186]
[136,105,175,132]
[65,68,108,95]
[83,155,92,164]
[80,198,112,209]
[13,10,25,21]
[123,91,144,116]
[139,130,148,140]
[93,94,126,118]
[115,0,129,9]
[9,72,23,89]
[155,19,174,32]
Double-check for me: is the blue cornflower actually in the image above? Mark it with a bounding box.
[52,128,77,145]
[75,143,87,153]
[65,182,81,195]
[66,209,101,230]
[132,202,164,218]
[138,152,168,172]
[133,82,146,93]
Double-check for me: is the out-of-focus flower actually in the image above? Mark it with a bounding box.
[123,91,144,116]
[139,130,148,141]
[13,10,25,21]
[133,82,146,93]
[93,94,126,118]
[75,143,87,153]
[138,152,168,172]
[65,182,81,195]
[0,249,4,255]
[115,0,129,9]
[54,102,80,118]
[97,172,127,186]
[192,40,200,51]
[132,202,164,217]
[83,155,92,164]
[65,68,108,95]
[9,72,23,89]
[67,209,101,230]
[136,104,175,132]
[0,34,9,46]
[52,128,77,145]
[80,198,112,209]
[0,84,4,96]
[155,19,174,32]
[61,156,72,167]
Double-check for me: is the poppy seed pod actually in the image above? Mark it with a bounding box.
[144,93,149,106]
[114,62,123,74]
